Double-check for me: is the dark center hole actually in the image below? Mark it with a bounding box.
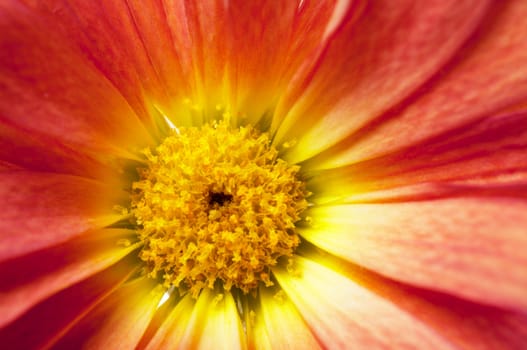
[209,191,233,206]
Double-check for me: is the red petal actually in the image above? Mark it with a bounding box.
[274,256,454,349]
[0,258,134,349]
[0,229,138,327]
[52,278,162,349]
[313,0,527,168]
[0,122,113,177]
[0,171,123,261]
[273,0,491,162]
[0,1,153,160]
[301,198,527,311]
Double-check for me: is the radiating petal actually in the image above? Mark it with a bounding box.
[0,1,153,160]
[221,0,353,127]
[0,171,124,261]
[52,278,163,350]
[380,282,527,350]
[0,229,138,328]
[312,0,527,168]
[307,111,527,202]
[274,256,454,349]
[301,199,527,311]
[0,123,115,178]
[144,295,196,349]
[26,0,349,130]
[145,290,246,350]
[190,291,246,350]
[252,288,322,350]
[273,0,491,162]
[313,253,527,350]
[0,258,134,349]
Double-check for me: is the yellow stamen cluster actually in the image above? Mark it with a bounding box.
[131,120,307,297]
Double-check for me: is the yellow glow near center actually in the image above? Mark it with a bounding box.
[131,120,308,297]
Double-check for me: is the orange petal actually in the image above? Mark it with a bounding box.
[0,229,138,328]
[0,171,124,261]
[222,0,352,126]
[18,1,351,129]
[0,1,153,160]
[313,0,527,168]
[301,198,527,311]
[273,0,491,162]
[0,258,134,349]
[25,0,192,131]
[52,277,163,349]
[251,288,322,350]
[273,256,454,349]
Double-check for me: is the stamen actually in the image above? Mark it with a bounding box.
[131,119,308,297]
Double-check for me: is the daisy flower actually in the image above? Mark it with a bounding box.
[1,0,526,349]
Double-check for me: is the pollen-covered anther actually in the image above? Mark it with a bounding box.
[131,120,308,297]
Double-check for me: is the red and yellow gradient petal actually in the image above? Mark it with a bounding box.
[52,278,164,349]
[310,0,527,169]
[0,258,135,349]
[0,172,125,261]
[22,0,351,132]
[274,256,455,349]
[316,255,527,349]
[0,1,153,162]
[0,228,139,328]
[300,198,527,312]
[143,295,195,349]
[273,0,491,163]
[145,290,246,350]
[188,291,246,350]
[250,288,322,350]
[308,111,527,204]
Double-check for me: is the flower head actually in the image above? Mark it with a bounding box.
[1,0,527,349]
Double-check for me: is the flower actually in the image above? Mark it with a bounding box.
[1,0,526,349]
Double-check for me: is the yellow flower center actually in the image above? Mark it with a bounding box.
[131,120,308,297]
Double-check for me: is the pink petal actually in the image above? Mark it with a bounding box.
[313,0,527,168]
[52,278,163,349]
[0,171,124,261]
[273,256,454,349]
[312,253,527,349]
[0,1,153,160]
[0,229,138,328]
[379,281,527,350]
[307,111,527,202]
[300,198,527,311]
[273,0,491,163]
[0,258,134,349]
